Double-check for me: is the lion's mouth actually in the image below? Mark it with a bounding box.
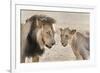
[45,44,52,48]
[62,43,67,47]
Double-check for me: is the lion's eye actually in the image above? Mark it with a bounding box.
[46,31,50,34]
[65,35,68,37]
[60,35,62,36]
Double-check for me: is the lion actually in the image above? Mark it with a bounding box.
[60,28,90,60]
[21,15,56,63]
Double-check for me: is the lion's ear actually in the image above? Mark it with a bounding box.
[70,29,76,35]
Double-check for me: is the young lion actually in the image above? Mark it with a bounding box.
[60,28,89,60]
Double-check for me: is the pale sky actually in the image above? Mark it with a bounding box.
[21,10,89,31]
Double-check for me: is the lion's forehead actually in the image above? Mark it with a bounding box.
[43,25,53,31]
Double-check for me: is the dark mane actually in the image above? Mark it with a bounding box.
[27,15,55,25]
[25,31,44,57]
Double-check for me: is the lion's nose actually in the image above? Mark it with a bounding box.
[61,42,64,45]
[52,40,55,45]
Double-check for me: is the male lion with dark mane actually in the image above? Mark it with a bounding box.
[60,28,90,60]
[21,15,56,63]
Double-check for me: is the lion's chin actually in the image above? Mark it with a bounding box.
[45,44,52,49]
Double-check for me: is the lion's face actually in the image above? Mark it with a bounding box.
[60,28,76,47]
[42,24,55,48]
